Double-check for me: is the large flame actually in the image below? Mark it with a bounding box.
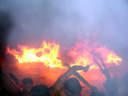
[7,41,63,68]
[7,40,122,69]
[67,41,122,69]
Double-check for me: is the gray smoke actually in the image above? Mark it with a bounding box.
[2,0,128,56]
[2,1,128,95]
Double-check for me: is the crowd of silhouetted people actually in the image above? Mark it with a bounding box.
[1,69,128,96]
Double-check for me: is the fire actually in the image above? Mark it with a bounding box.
[7,40,122,69]
[67,41,122,69]
[6,40,123,88]
[7,41,63,68]
[107,53,122,64]
[67,42,93,67]
[95,47,122,65]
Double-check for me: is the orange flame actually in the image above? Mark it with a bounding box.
[7,41,122,69]
[7,41,63,68]
[107,53,122,64]
[67,42,122,69]
[95,46,122,65]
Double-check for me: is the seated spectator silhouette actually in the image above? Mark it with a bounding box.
[31,85,50,96]
[22,77,33,96]
[63,77,82,96]
[90,86,102,96]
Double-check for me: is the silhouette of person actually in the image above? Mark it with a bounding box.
[21,77,33,96]
[63,78,82,96]
[31,85,50,96]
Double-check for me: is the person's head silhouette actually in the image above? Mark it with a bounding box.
[31,85,50,96]
[22,77,33,92]
[63,77,82,96]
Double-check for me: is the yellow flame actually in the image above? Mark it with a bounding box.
[7,41,63,68]
[106,53,122,65]
[7,41,122,70]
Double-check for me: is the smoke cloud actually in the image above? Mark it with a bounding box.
[1,0,128,56]
[2,1,128,95]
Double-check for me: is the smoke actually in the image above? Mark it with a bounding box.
[0,0,12,60]
[2,0,128,56]
[1,0,128,95]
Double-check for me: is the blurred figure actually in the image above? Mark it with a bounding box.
[104,78,118,96]
[31,85,50,96]
[119,73,128,96]
[92,54,119,96]
[63,78,82,96]
[21,77,33,96]
[89,86,104,96]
